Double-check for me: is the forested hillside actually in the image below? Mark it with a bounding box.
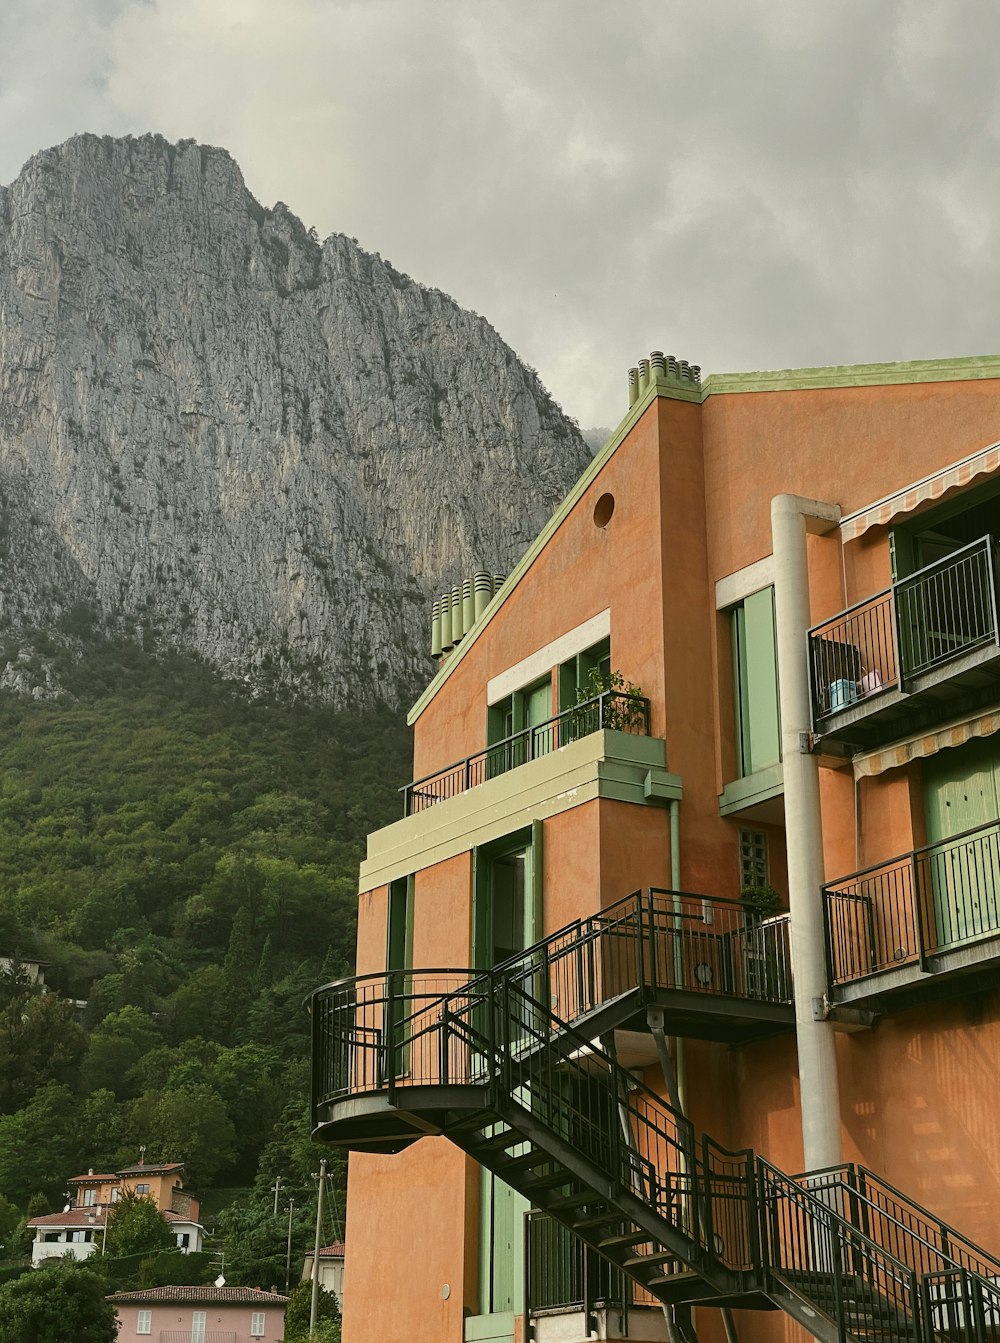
[0,634,410,1278]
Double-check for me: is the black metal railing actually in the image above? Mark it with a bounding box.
[401,689,651,815]
[896,535,999,680]
[919,1267,1000,1342]
[496,886,792,1024]
[801,1164,1000,1286]
[312,933,1000,1341]
[809,534,999,724]
[824,817,1000,984]
[809,588,898,720]
[525,1210,633,1318]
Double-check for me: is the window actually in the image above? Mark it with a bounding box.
[176,1232,190,1248]
[739,829,769,891]
[191,1310,206,1343]
[731,588,780,778]
[473,829,540,970]
[386,876,414,976]
[558,636,611,710]
[487,676,553,774]
[136,1310,152,1335]
[110,1187,121,1202]
[135,1183,150,1195]
[250,1312,266,1337]
[82,1188,96,1206]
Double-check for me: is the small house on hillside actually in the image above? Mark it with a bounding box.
[301,1240,345,1309]
[28,1160,204,1265]
[107,1285,288,1343]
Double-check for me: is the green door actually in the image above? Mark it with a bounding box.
[523,678,552,760]
[923,737,1000,947]
[471,829,542,1323]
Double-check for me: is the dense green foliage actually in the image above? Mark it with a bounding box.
[0,1262,118,1342]
[0,636,410,1279]
[103,1189,172,1258]
[286,1279,341,1342]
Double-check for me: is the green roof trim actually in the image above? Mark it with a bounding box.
[408,351,1000,724]
[701,353,1000,397]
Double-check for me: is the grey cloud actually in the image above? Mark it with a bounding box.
[3,0,1000,425]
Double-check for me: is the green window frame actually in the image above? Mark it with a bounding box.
[731,588,781,779]
[558,636,611,710]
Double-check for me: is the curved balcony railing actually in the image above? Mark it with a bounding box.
[311,889,794,1116]
[401,689,651,815]
[824,817,1000,983]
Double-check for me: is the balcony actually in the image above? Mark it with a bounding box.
[311,890,794,1151]
[401,690,651,815]
[824,817,1000,1009]
[809,535,1000,752]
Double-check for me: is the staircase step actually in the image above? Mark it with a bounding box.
[498,1151,550,1178]
[573,1212,619,1230]
[597,1229,648,1249]
[520,1171,572,1194]
[473,1129,518,1155]
[623,1250,675,1268]
[546,1192,593,1213]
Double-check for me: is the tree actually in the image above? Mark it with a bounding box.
[103,1187,172,1258]
[0,1262,118,1343]
[0,992,86,1114]
[127,1083,236,1187]
[284,1279,341,1341]
[0,1084,78,1205]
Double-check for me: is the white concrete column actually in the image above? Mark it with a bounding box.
[771,493,842,1172]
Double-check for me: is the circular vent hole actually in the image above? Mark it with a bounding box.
[593,493,615,528]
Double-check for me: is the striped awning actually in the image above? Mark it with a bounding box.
[840,439,1000,541]
[854,708,1000,779]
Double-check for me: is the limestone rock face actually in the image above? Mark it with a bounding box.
[0,134,590,703]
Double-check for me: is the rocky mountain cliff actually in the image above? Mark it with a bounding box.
[0,134,590,704]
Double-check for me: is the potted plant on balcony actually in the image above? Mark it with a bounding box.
[739,883,789,1000]
[573,667,646,736]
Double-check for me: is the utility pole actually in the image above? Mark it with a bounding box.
[271,1176,283,1217]
[310,1159,326,1337]
[285,1199,295,1295]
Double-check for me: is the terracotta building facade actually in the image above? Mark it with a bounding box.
[312,352,1000,1343]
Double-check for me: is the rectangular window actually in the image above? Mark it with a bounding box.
[731,588,780,778]
[136,1310,152,1335]
[558,636,611,710]
[487,676,554,775]
[250,1312,266,1337]
[82,1188,96,1207]
[191,1310,207,1343]
[110,1188,121,1202]
[135,1183,150,1195]
[739,829,769,891]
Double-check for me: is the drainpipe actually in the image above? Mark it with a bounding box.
[771,494,842,1173]
[668,799,687,1114]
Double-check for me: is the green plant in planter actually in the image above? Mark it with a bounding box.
[574,667,646,734]
[739,883,782,920]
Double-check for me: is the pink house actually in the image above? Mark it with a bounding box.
[107,1285,287,1342]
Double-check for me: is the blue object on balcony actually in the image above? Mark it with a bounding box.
[829,679,858,712]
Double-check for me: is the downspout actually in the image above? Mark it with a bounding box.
[770,494,843,1173]
[669,799,686,1113]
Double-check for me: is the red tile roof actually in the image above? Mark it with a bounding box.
[29,1208,200,1228]
[106,1286,287,1304]
[116,1163,185,1176]
[68,1174,117,1184]
[316,1242,346,1257]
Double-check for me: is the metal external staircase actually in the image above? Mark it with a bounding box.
[311,894,1000,1342]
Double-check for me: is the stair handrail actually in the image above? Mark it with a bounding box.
[758,1157,925,1336]
[801,1162,1000,1284]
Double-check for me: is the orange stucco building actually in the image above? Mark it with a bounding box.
[313,352,1000,1343]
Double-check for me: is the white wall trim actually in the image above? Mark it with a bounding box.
[715,555,775,610]
[486,609,611,705]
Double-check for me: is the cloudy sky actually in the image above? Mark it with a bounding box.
[2,0,999,427]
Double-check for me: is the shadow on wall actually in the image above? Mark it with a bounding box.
[841,992,1000,1246]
